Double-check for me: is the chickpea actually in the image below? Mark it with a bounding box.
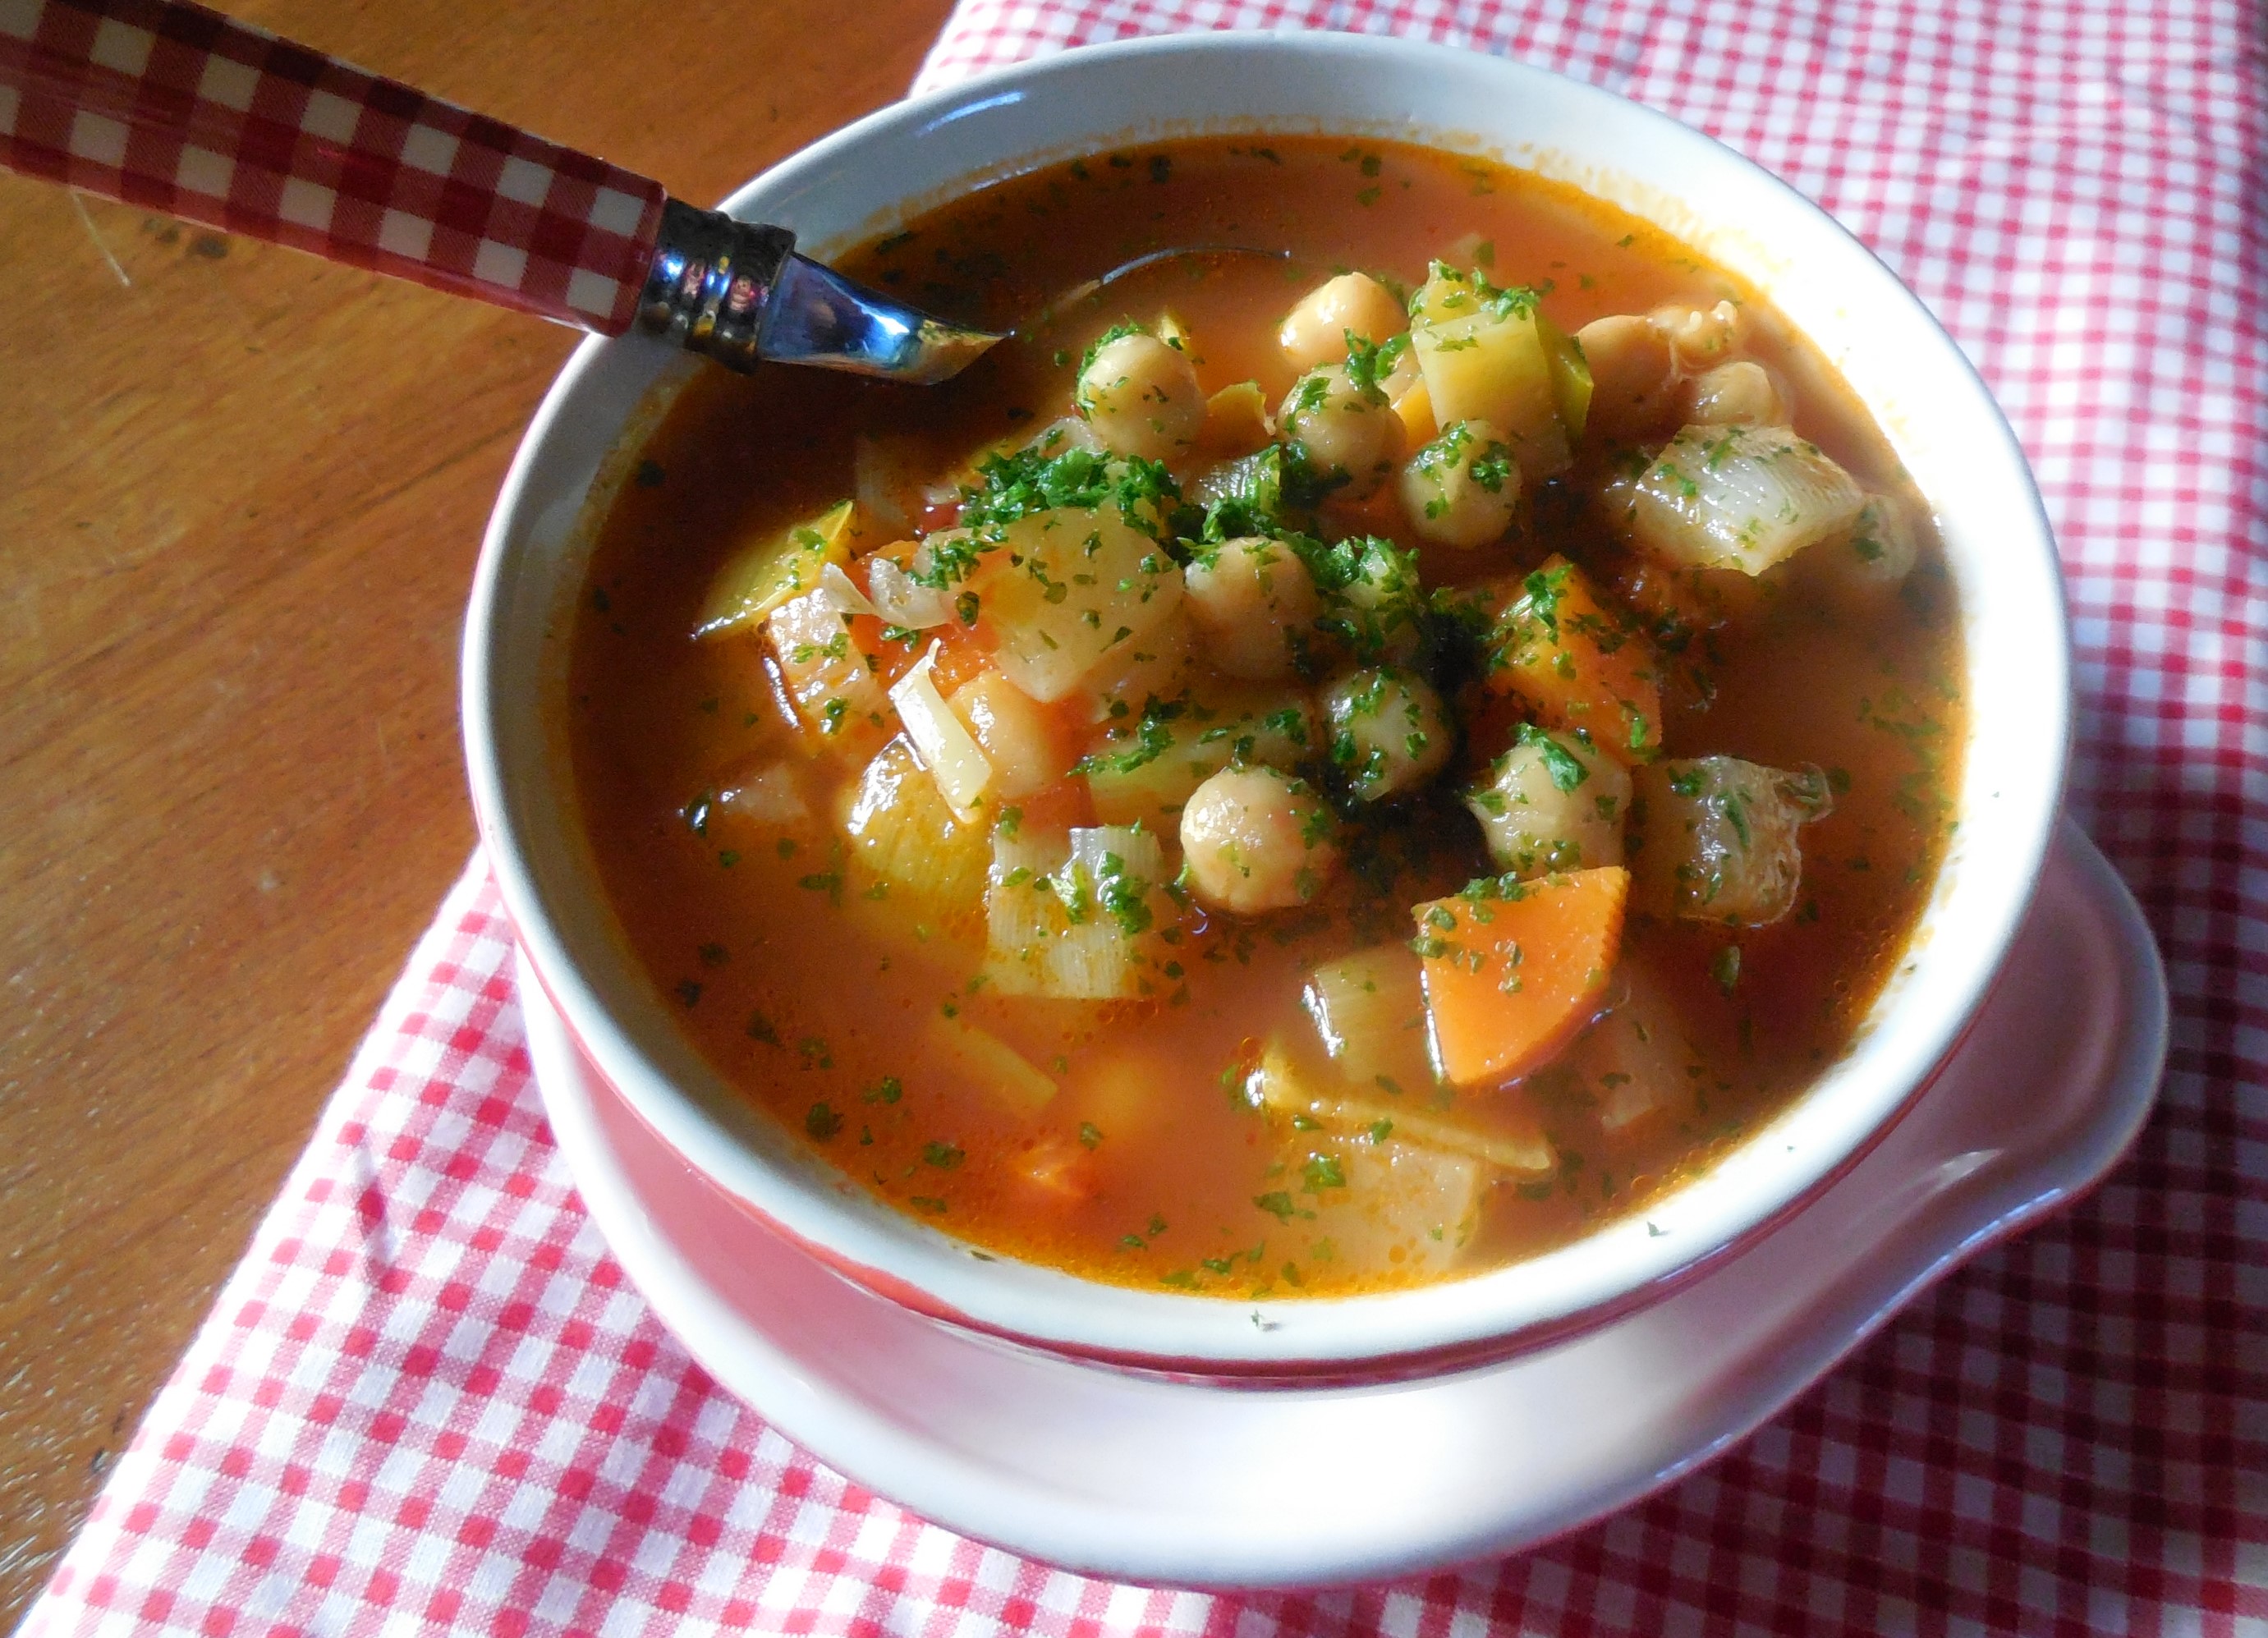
[1682,359,1790,426]
[1463,729,1632,879]
[949,670,1066,799]
[1326,535,1427,668]
[1077,332,1205,461]
[1398,418,1520,548]
[1278,273,1408,373]
[1179,765,1341,914]
[1279,364,1401,497]
[1182,536,1324,680]
[1575,313,1678,438]
[1322,668,1453,803]
[1649,299,1747,370]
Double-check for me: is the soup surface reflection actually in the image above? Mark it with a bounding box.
[568,136,1964,1296]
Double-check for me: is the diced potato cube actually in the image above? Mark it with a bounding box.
[1081,689,1315,828]
[1631,755,1830,925]
[1409,266,1583,479]
[1079,613,1197,731]
[1483,555,1664,759]
[1271,1136,1485,1281]
[1565,967,1704,1136]
[966,507,1185,703]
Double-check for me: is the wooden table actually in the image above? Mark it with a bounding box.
[0,0,956,1617]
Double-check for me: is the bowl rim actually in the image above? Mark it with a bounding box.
[463,27,2072,1373]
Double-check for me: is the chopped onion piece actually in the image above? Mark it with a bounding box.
[888,644,994,814]
[841,736,989,914]
[1060,824,1167,915]
[816,559,879,618]
[1632,755,1829,925]
[1022,414,1104,457]
[1247,1040,1552,1174]
[927,1016,1056,1114]
[865,554,953,630]
[1302,946,1439,1095]
[713,763,808,824]
[1605,424,1866,576]
[985,828,1156,999]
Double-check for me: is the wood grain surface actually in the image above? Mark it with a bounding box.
[0,0,957,1617]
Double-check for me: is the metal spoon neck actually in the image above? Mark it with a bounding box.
[636,200,795,374]
[636,199,1002,383]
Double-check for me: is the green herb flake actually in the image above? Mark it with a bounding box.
[1517,723,1591,792]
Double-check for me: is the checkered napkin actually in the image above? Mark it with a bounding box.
[25,0,2266,1631]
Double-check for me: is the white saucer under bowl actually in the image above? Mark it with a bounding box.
[524,820,2165,1590]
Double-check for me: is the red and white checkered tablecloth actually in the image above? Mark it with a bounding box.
[25,0,2266,1631]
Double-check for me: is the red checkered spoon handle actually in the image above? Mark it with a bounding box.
[0,0,669,333]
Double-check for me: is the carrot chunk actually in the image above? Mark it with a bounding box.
[1412,866,1629,1088]
[1483,554,1663,759]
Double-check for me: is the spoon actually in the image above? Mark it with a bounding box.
[0,0,1003,382]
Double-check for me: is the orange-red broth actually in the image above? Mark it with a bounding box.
[568,136,1963,1297]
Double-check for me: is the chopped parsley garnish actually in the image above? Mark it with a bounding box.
[953,444,1182,550]
[1341,332,1406,404]
[1517,724,1590,792]
[1073,695,1187,776]
[1077,319,1145,379]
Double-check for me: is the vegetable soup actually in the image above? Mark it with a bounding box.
[567,135,1963,1298]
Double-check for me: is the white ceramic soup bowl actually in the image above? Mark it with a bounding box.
[463,30,2068,1379]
